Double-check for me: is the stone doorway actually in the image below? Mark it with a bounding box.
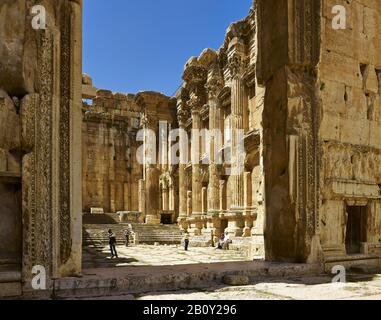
[345,205,367,254]
[221,219,228,234]
[160,213,172,225]
[0,180,22,271]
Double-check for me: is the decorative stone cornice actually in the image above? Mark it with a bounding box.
[183,65,208,92]
[218,86,231,103]
[243,64,256,88]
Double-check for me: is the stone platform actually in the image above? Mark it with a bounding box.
[54,260,322,299]
[83,245,249,269]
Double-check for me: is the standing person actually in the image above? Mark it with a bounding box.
[124,228,130,247]
[183,232,190,251]
[108,229,118,259]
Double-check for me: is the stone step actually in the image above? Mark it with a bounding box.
[83,222,183,246]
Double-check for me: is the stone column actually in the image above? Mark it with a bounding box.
[190,107,203,217]
[201,187,208,214]
[144,119,160,225]
[187,191,192,217]
[219,180,226,211]
[206,67,223,215]
[183,62,207,235]
[138,179,145,214]
[226,39,247,236]
[145,167,160,224]
[243,172,253,237]
[176,95,189,221]
[162,185,169,211]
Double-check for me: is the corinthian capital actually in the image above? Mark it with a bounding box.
[177,108,190,127]
[228,53,246,79]
[188,93,204,112]
[183,65,208,92]
[206,67,224,99]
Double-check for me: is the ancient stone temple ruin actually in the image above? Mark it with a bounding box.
[1,0,381,298]
[174,0,381,266]
[81,79,178,224]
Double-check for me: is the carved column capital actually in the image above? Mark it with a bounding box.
[177,108,190,127]
[206,68,224,100]
[183,65,208,89]
[228,53,246,79]
[140,113,156,130]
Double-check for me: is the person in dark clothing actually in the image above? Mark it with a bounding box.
[108,229,118,258]
[217,233,225,249]
[183,232,190,251]
[124,229,130,247]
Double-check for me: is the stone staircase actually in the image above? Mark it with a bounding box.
[83,225,133,247]
[82,213,183,247]
[130,224,183,245]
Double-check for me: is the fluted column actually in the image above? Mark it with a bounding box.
[176,95,189,221]
[229,48,247,212]
[183,63,207,222]
[226,41,247,236]
[191,107,203,217]
[206,67,223,214]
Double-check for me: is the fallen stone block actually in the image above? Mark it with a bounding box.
[222,275,250,286]
[349,264,381,275]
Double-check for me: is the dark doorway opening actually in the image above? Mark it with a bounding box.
[161,213,172,225]
[0,180,22,271]
[345,205,367,255]
[220,219,228,233]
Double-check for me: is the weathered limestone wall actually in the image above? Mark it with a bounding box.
[257,0,381,264]
[257,0,321,262]
[318,0,381,257]
[82,90,142,213]
[0,0,83,297]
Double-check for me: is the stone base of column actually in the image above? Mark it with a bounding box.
[243,227,252,237]
[187,218,204,235]
[225,217,244,237]
[177,216,188,231]
[225,226,243,237]
[251,234,265,259]
[243,211,254,237]
[145,215,161,225]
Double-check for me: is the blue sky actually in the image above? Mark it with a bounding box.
[83,0,253,96]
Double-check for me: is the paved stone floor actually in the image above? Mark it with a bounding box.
[83,244,249,269]
[85,273,381,300]
[79,245,381,300]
